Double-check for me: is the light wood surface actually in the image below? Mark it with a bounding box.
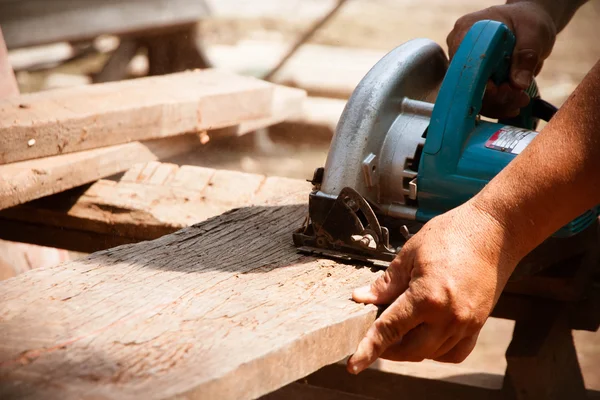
[0,161,311,251]
[0,203,378,400]
[0,69,274,164]
[0,135,199,211]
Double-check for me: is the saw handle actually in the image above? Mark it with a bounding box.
[424,20,553,160]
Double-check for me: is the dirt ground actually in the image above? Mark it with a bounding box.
[7,0,600,393]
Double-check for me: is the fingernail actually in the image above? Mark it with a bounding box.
[347,338,371,374]
[353,286,373,302]
[347,354,367,375]
[514,70,532,89]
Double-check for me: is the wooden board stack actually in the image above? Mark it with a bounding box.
[0,69,306,211]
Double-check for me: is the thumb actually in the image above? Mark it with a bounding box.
[347,291,420,374]
[353,250,413,305]
[510,47,540,90]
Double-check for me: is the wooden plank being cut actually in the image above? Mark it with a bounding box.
[0,204,379,400]
[0,161,312,251]
[0,0,208,49]
[0,68,274,164]
[0,135,200,211]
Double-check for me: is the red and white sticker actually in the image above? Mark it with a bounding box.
[485,126,538,155]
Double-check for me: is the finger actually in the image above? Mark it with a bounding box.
[353,248,414,305]
[511,48,539,89]
[446,29,466,60]
[347,291,420,374]
[429,335,462,360]
[433,333,479,364]
[379,324,450,362]
[508,21,554,90]
[485,80,499,98]
[481,83,529,118]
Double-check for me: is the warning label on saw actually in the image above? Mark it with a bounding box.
[485,126,538,155]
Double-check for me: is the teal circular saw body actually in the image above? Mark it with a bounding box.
[293,20,599,268]
[417,20,599,237]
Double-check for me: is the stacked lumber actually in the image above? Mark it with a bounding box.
[0,161,311,252]
[0,69,306,211]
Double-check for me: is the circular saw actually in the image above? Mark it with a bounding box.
[293,20,600,273]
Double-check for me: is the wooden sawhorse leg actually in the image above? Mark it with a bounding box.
[504,306,587,400]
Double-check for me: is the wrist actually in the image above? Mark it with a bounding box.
[466,194,538,263]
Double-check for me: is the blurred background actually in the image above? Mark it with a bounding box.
[1,0,599,390]
[4,0,600,180]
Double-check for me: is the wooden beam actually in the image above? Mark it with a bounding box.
[0,135,200,211]
[0,69,274,164]
[505,306,587,400]
[0,0,208,49]
[0,204,379,400]
[0,161,312,251]
[0,84,305,212]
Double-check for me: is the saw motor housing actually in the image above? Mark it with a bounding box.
[293,20,600,273]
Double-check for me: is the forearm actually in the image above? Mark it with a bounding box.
[472,59,600,260]
[507,0,588,31]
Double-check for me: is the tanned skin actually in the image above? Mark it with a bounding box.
[346,0,598,373]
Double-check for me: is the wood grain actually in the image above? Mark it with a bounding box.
[0,135,200,210]
[0,162,312,250]
[0,83,305,210]
[0,69,273,164]
[211,85,306,138]
[0,204,379,400]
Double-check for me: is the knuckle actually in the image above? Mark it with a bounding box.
[418,286,449,312]
[450,308,471,325]
[373,318,402,348]
[371,273,390,294]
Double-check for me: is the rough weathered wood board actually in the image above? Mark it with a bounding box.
[0,204,379,400]
[0,135,200,210]
[0,0,208,49]
[0,162,312,251]
[0,69,273,164]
